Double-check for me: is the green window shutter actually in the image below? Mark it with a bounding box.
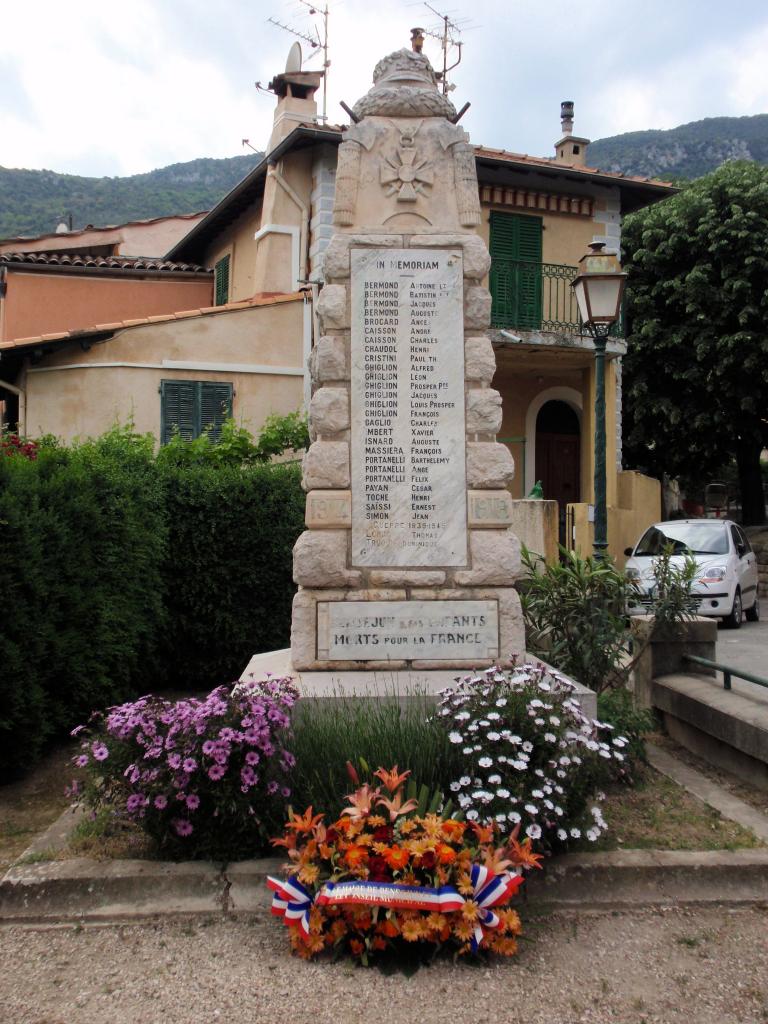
[214,255,230,306]
[160,380,197,444]
[489,212,542,330]
[160,380,233,445]
[199,382,233,442]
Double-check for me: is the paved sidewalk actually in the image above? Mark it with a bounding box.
[716,617,768,699]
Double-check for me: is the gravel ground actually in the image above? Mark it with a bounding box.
[2,905,767,1024]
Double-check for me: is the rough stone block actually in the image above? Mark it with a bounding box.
[302,441,350,491]
[317,284,348,330]
[322,236,351,280]
[292,531,361,588]
[468,489,514,528]
[368,570,446,587]
[310,336,348,382]
[466,388,503,434]
[466,442,515,488]
[305,490,352,528]
[454,530,521,586]
[460,236,492,280]
[464,286,492,329]
[465,336,496,382]
[309,387,349,435]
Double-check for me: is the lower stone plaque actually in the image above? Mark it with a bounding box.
[317,600,499,661]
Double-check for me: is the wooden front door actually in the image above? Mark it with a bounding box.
[535,401,581,544]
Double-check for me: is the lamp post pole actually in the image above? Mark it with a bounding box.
[570,241,627,562]
[591,323,611,561]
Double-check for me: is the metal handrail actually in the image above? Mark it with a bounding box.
[489,257,624,336]
[683,654,768,692]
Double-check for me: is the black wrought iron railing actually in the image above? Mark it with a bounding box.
[489,258,624,336]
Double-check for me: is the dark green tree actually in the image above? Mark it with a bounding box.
[622,160,768,525]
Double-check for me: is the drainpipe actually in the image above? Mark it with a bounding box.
[267,161,309,284]
[0,377,26,435]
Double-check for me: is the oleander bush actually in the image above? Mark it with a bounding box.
[74,677,298,860]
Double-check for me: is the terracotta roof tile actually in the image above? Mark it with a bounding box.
[473,145,675,188]
[0,291,306,352]
[0,251,211,273]
[0,211,208,247]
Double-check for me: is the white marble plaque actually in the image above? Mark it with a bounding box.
[350,248,467,567]
[317,600,498,661]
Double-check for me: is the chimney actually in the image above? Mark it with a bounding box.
[267,66,323,153]
[553,100,590,167]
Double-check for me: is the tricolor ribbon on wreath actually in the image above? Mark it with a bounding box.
[266,864,523,950]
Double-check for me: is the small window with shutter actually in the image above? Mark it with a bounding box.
[214,254,231,306]
[488,211,543,330]
[160,380,233,445]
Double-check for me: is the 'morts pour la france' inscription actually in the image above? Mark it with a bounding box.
[317,600,499,661]
[350,248,467,567]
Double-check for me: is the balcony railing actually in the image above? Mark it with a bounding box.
[489,258,623,336]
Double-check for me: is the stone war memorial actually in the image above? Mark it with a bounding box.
[243,41,524,692]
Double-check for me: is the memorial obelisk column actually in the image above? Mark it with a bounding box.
[290,43,524,675]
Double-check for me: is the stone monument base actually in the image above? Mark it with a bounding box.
[239,648,597,718]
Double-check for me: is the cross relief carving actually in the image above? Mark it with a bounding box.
[380,123,434,202]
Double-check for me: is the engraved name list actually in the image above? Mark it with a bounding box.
[350,248,467,567]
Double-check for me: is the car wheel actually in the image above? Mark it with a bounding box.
[723,588,742,629]
[745,592,760,622]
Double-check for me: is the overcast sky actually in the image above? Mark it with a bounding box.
[2,0,767,178]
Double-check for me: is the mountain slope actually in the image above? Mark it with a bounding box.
[2,113,767,239]
[588,114,768,180]
[0,155,262,240]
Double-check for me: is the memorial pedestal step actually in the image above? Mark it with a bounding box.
[240,648,597,719]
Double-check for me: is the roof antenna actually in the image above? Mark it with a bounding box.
[267,1,331,123]
[420,4,475,95]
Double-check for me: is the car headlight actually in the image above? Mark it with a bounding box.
[625,568,641,580]
[700,566,727,582]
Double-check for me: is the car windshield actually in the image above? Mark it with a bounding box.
[633,523,729,556]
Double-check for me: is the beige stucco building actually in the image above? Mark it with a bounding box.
[0,49,676,561]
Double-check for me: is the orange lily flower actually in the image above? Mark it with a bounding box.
[341,783,380,820]
[373,765,411,793]
[506,835,544,871]
[471,820,496,844]
[376,791,419,823]
[286,806,325,834]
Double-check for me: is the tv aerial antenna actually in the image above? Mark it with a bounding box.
[267,1,331,122]
[418,3,475,94]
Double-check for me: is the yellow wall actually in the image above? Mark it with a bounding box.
[20,299,306,443]
[206,197,263,303]
[475,201,607,272]
[567,471,661,565]
[204,150,315,301]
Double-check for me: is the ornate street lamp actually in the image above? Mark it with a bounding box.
[571,242,627,560]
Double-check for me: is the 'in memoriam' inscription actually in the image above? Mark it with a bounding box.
[318,600,499,661]
[350,248,467,566]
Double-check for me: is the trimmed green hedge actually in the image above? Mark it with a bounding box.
[160,462,304,689]
[0,429,304,779]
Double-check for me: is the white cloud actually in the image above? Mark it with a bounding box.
[1,0,767,176]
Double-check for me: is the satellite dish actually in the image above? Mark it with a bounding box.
[285,42,302,73]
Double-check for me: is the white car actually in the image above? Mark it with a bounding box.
[625,519,760,628]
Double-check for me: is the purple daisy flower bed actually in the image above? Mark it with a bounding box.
[72,677,298,860]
